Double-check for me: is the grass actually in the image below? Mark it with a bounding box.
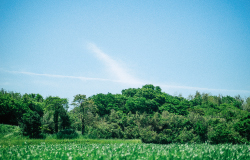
[0,143,249,159]
[0,124,23,140]
[0,124,141,147]
[1,124,250,159]
[0,138,141,147]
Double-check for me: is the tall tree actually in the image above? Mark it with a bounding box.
[71,94,87,135]
[45,96,68,133]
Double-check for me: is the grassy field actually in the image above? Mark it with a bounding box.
[1,125,250,159]
[0,141,250,160]
[0,138,141,146]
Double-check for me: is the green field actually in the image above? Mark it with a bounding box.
[1,141,250,160]
[0,138,141,146]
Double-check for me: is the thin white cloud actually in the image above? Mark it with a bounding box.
[87,43,144,86]
[159,84,250,94]
[1,69,118,82]
[1,68,249,94]
[1,42,249,95]
[86,43,249,94]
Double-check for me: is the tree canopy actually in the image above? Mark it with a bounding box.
[1,85,250,144]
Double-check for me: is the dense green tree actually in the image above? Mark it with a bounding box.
[20,110,42,138]
[41,110,54,134]
[0,95,23,125]
[194,121,207,142]
[45,96,68,133]
[90,93,126,116]
[59,109,71,130]
[121,88,138,97]
[71,94,97,134]
[242,97,250,112]
[1,86,250,145]
[71,94,87,135]
[0,90,43,126]
[234,114,250,141]
[193,91,202,106]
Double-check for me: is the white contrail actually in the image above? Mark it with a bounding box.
[2,41,249,95]
[159,84,250,93]
[86,43,250,94]
[1,68,249,94]
[87,43,144,86]
[1,69,119,82]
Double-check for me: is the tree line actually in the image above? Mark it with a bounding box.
[1,85,250,144]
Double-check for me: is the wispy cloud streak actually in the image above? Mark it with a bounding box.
[1,69,118,82]
[86,43,250,94]
[160,84,250,93]
[1,68,249,94]
[87,43,144,85]
[1,41,249,94]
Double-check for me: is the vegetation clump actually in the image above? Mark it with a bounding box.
[56,128,78,139]
[1,85,250,144]
[0,143,249,159]
[0,124,22,139]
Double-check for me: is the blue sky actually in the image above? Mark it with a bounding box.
[1,0,250,106]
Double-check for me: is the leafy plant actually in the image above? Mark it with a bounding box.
[56,128,78,139]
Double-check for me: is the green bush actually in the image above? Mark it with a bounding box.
[123,126,140,139]
[234,114,250,141]
[207,123,246,144]
[56,129,78,139]
[20,110,43,138]
[175,128,197,143]
[86,122,124,139]
[0,124,23,139]
[140,126,158,143]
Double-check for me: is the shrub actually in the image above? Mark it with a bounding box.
[86,122,124,139]
[20,110,43,138]
[140,126,158,143]
[234,114,250,141]
[56,129,78,139]
[207,123,246,144]
[175,128,196,143]
[0,124,23,139]
[123,126,140,139]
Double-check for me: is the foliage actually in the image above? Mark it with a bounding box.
[0,93,24,125]
[20,110,42,138]
[234,114,250,141]
[56,128,78,139]
[0,143,250,159]
[70,95,97,135]
[0,138,141,147]
[1,85,250,145]
[0,124,23,139]
[45,96,69,133]
[86,121,123,139]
